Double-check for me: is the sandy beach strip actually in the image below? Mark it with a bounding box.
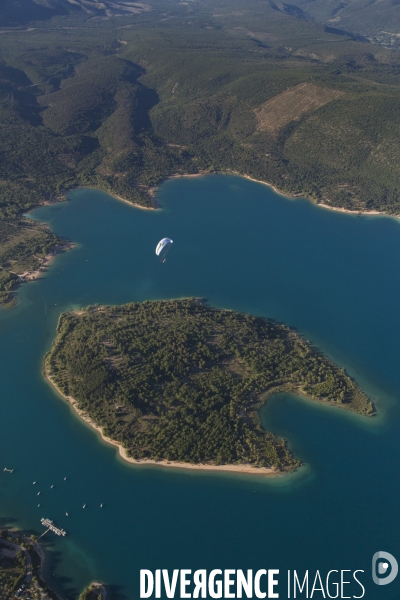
[80,170,391,219]
[79,172,210,210]
[111,192,157,210]
[317,202,382,216]
[77,186,159,210]
[240,174,390,216]
[17,241,76,282]
[44,367,277,477]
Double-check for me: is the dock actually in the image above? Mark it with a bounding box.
[40,518,67,537]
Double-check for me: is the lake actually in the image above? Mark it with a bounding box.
[0,175,399,599]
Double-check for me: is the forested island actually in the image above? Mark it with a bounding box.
[45,299,373,473]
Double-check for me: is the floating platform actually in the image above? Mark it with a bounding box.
[41,518,67,537]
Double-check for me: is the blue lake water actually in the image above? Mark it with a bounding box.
[0,174,400,599]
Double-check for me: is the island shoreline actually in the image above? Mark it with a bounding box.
[43,365,278,477]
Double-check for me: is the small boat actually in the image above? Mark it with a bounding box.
[3,468,14,473]
[66,512,69,517]
[100,504,103,508]
[37,492,41,496]
[33,481,36,485]
[64,477,67,481]
[38,504,40,507]
[50,485,54,489]
[82,504,86,509]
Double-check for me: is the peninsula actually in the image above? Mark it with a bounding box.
[0,527,107,599]
[45,299,373,473]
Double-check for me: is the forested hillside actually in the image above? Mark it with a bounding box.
[1,0,400,304]
[274,0,400,50]
[46,299,373,471]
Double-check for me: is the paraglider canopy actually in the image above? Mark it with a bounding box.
[155,238,173,262]
[155,238,173,256]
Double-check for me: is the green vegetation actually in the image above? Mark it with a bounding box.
[0,539,26,598]
[0,220,59,306]
[0,530,54,600]
[2,0,400,306]
[79,583,104,600]
[0,528,106,600]
[46,299,373,472]
[275,0,400,50]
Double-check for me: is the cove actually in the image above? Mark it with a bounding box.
[0,174,400,599]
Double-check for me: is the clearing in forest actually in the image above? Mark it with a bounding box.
[254,83,344,133]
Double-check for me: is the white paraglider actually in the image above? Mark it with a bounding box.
[155,238,173,262]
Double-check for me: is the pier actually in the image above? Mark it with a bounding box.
[40,518,67,537]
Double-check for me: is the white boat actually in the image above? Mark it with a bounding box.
[83,504,86,508]
[38,504,40,507]
[37,492,41,496]
[66,513,69,517]
[50,485,54,489]
[100,504,103,508]
[33,481,36,485]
